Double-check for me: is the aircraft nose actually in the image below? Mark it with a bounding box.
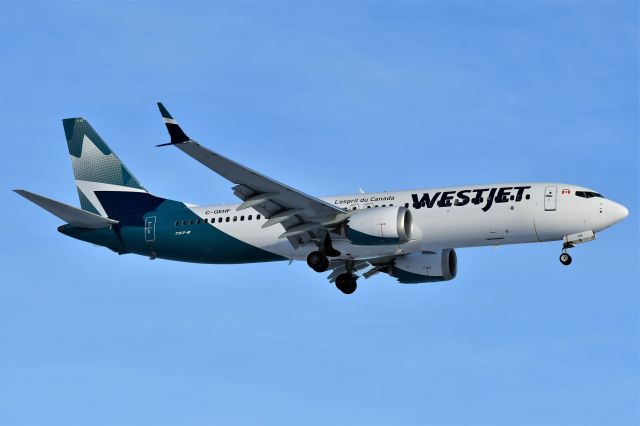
[609,201,629,225]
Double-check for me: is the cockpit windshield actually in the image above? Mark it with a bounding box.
[575,191,603,199]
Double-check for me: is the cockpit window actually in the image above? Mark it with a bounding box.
[575,191,603,199]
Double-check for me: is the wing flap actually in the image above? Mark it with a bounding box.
[14,190,118,229]
[327,261,370,282]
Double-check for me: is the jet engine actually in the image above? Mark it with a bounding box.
[390,249,457,284]
[342,206,412,246]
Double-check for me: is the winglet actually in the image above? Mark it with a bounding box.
[157,102,190,146]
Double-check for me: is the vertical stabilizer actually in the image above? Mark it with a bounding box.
[63,118,148,216]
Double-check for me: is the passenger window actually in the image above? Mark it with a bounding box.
[240,216,245,221]
[189,220,194,225]
[182,220,187,226]
[248,215,252,220]
[510,195,514,201]
[175,221,180,227]
[233,216,237,222]
[257,215,261,220]
[225,217,230,223]
[196,219,202,224]
[525,195,531,200]
[218,217,222,223]
[405,203,409,208]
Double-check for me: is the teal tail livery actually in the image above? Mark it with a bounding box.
[15,104,629,294]
[63,117,147,216]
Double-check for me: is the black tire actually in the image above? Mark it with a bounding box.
[336,273,357,294]
[307,251,329,272]
[559,253,572,266]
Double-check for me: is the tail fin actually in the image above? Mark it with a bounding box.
[63,118,149,216]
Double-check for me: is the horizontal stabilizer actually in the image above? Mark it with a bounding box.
[14,189,119,229]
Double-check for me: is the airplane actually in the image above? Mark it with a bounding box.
[14,103,629,294]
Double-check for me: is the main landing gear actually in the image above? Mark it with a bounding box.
[306,234,340,273]
[307,251,329,273]
[306,235,356,294]
[559,243,574,266]
[307,251,358,294]
[335,273,357,294]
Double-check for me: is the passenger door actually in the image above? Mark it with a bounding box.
[544,186,557,211]
[144,216,156,242]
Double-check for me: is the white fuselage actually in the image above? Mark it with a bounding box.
[185,182,628,262]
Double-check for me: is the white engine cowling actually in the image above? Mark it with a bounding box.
[345,206,412,246]
[391,249,457,284]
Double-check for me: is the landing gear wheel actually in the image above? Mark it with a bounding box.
[559,252,572,266]
[335,273,357,294]
[307,251,329,273]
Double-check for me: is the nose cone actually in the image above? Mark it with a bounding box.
[609,201,629,225]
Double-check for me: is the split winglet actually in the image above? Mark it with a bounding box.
[156,102,191,146]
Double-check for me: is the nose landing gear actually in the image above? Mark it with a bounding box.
[559,252,572,265]
[558,231,597,266]
[559,242,574,266]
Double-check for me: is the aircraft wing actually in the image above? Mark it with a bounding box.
[14,189,119,229]
[156,103,346,248]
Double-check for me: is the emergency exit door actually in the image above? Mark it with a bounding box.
[544,186,557,211]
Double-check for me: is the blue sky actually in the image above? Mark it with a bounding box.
[1,2,638,425]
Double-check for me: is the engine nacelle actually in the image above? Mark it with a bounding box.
[344,206,412,246]
[391,249,458,284]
